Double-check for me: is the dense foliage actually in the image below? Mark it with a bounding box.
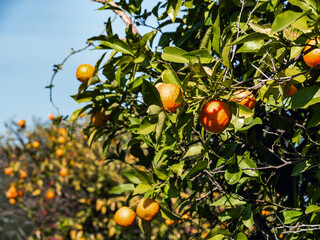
[3,0,320,239]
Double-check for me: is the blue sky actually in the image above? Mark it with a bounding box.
[0,0,157,134]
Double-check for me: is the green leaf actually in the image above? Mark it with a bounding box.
[167,0,183,23]
[142,80,162,106]
[170,161,184,176]
[183,145,204,158]
[231,32,270,45]
[222,37,232,69]
[242,204,254,229]
[181,160,207,180]
[307,104,320,128]
[305,205,320,214]
[156,111,167,143]
[281,210,303,224]
[238,117,263,132]
[225,166,242,185]
[211,194,246,207]
[124,170,141,184]
[161,46,188,63]
[159,205,181,220]
[133,183,152,195]
[109,183,135,194]
[279,86,320,109]
[237,40,264,53]
[270,10,310,34]
[161,65,183,89]
[237,156,259,177]
[235,232,248,240]
[147,105,162,116]
[137,117,157,135]
[100,39,133,55]
[181,50,214,64]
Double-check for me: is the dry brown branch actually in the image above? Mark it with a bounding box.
[92,0,140,35]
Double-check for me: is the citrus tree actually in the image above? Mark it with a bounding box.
[59,0,320,239]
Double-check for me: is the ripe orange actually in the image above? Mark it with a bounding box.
[4,167,13,175]
[32,141,40,148]
[199,100,232,134]
[48,113,55,120]
[303,37,320,69]
[56,148,64,157]
[230,90,256,109]
[92,110,109,127]
[286,85,298,97]
[46,190,55,199]
[19,170,27,179]
[156,83,183,113]
[57,136,66,144]
[9,198,16,204]
[76,64,95,82]
[279,233,284,239]
[6,187,18,198]
[165,219,175,226]
[136,198,160,222]
[59,167,69,176]
[58,128,67,136]
[17,119,26,127]
[261,209,270,216]
[18,189,25,197]
[114,206,136,228]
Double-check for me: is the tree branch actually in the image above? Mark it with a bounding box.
[91,0,140,35]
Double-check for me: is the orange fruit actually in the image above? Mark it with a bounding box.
[4,167,13,175]
[136,198,160,222]
[286,85,298,97]
[199,100,232,134]
[6,187,18,198]
[165,219,176,226]
[76,64,95,82]
[279,233,284,239]
[17,119,26,127]
[156,83,183,113]
[58,128,67,136]
[48,113,55,120]
[114,206,136,228]
[261,209,270,216]
[92,110,109,127]
[9,198,16,204]
[59,167,69,176]
[19,170,27,179]
[57,136,66,144]
[32,141,40,148]
[56,148,64,157]
[46,190,55,199]
[18,189,25,197]
[303,37,320,69]
[230,90,256,109]
[181,214,190,220]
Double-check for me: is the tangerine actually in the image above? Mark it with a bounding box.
[57,136,66,144]
[76,64,95,82]
[303,37,320,69]
[56,148,64,157]
[199,100,232,134]
[114,206,136,228]
[59,167,69,177]
[286,85,298,97]
[92,110,109,127]
[136,198,160,222]
[230,90,256,109]
[6,187,18,198]
[4,167,13,175]
[156,83,183,113]
[18,189,25,197]
[17,119,26,127]
[165,219,176,226]
[9,198,16,204]
[32,141,40,148]
[19,170,27,179]
[261,209,270,216]
[58,128,67,136]
[46,190,55,199]
[48,114,55,120]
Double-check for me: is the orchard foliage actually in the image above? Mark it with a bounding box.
[67,0,320,239]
